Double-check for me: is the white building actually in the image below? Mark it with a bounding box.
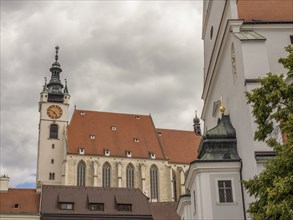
[177,0,293,219]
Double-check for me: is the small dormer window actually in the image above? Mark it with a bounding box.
[117,204,132,211]
[89,203,104,211]
[111,126,117,131]
[135,116,141,120]
[133,138,139,142]
[59,203,74,210]
[80,112,85,116]
[126,151,132,158]
[104,149,110,156]
[89,135,95,140]
[79,147,85,155]
[150,152,156,159]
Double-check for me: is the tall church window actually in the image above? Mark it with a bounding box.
[218,180,233,203]
[102,162,111,187]
[49,124,58,139]
[126,163,134,188]
[150,165,158,201]
[77,161,86,186]
[172,171,177,201]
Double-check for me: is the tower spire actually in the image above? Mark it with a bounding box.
[55,46,59,62]
[47,46,65,103]
[193,110,201,136]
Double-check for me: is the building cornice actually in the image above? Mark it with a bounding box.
[176,194,191,217]
[185,160,241,190]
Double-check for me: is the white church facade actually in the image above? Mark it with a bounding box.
[177,0,292,219]
[36,47,202,203]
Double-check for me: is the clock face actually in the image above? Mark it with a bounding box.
[47,105,63,119]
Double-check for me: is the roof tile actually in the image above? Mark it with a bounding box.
[237,0,293,22]
[0,189,40,214]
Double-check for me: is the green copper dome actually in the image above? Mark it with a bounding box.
[198,115,239,160]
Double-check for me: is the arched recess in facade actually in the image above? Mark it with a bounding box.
[77,160,86,186]
[102,162,111,187]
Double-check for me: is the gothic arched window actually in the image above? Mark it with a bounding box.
[172,171,177,201]
[77,161,86,186]
[150,165,158,201]
[126,163,134,188]
[102,162,111,187]
[49,124,58,139]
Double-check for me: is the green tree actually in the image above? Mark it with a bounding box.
[243,45,293,220]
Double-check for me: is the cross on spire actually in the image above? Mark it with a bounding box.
[55,45,59,62]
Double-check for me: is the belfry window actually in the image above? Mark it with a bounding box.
[49,172,55,180]
[126,164,134,188]
[77,161,86,186]
[49,124,58,139]
[102,162,111,187]
[150,165,158,201]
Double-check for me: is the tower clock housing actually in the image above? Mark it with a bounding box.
[36,46,70,187]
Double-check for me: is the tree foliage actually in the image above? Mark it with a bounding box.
[243,45,293,220]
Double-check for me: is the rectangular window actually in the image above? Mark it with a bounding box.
[49,172,55,180]
[89,203,104,211]
[117,204,132,211]
[51,159,54,164]
[59,203,74,210]
[218,180,233,203]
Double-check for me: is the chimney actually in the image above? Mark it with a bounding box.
[0,175,10,191]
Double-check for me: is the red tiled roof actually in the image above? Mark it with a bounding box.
[237,0,293,22]
[157,129,200,164]
[67,110,201,163]
[150,202,180,220]
[0,189,40,214]
[67,110,166,159]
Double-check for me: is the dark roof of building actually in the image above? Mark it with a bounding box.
[198,115,240,160]
[205,115,236,139]
[41,185,152,218]
[67,110,201,163]
[157,129,200,164]
[149,202,180,220]
[237,0,293,22]
[0,188,40,214]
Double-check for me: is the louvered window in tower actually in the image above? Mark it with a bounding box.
[150,165,158,201]
[49,124,58,139]
[102,162,111,187]
[126,164,134,188]
[77,161,86,186]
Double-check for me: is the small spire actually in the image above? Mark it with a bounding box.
[64,78,69,94]
[219,96,225,114]
[42,77,48,93]
[55,45,59,62]
[193,110,200,124]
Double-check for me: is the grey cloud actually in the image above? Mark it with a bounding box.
[1,1,203,187]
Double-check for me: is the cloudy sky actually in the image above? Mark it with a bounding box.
[1,1,203,187]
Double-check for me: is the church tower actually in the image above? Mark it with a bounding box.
[36,46,70,187]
